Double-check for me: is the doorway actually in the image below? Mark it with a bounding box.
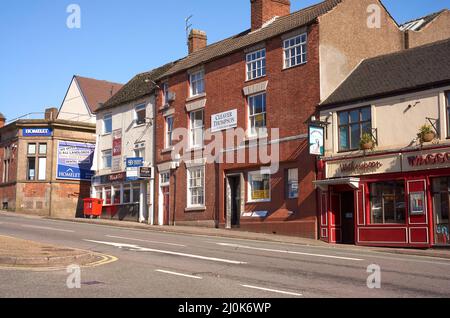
[340,191,355,244]
[226,174,242,229]
[162,186,170,225]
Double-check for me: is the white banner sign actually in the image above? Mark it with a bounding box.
[211,109,237,133]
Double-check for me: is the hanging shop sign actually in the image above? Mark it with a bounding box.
[138,167,154,179]
[56,141,95,181]
[23,128,53,137]
[309,125,324,156]
[211,109,238,133]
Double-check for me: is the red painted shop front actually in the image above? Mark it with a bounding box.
[316,147,450,248]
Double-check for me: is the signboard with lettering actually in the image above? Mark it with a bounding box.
[126,157,144,181]
[56,141,95,181]
[138,167,154,179]
[326,155,401,178]
[309,126,324,156]
[112,129,122,157]
[23,128,53,137]
[211,109,237,133]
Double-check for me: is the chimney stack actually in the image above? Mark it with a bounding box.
[0,112,5,128]
[188,29,207,54]
[250,0,291,31]
[45,108,58,121]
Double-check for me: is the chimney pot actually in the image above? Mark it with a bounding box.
[188,29,207,54]
[250,0,291,31]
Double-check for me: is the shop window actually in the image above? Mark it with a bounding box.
[190,109,204,148]
[28,143,36,155]
[286,168,299,199]
[123,184,131,204]
[38,158,46,181]
[370,181,406,224]
[248,171,271,202]
[27,157,36,181]
[338,107,371,152]
[105,187,112,205]
[187,167,205,207]
[112,186,121,205]
[432,178,450,245]
[132,184,140,203]
[27,143,47,181]
[248,93,267,137]
[39,144,47,155]
[135,104,146,126]
[96,187,103,200]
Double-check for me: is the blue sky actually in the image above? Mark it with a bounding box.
[0,0,448,121]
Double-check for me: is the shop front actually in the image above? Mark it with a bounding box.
[92,171,148,222]
[316,147,450,248]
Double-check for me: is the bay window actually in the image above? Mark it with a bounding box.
[370,181,406,224]
[338,107,371,151]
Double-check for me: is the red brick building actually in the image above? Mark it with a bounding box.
[151,0,405,238]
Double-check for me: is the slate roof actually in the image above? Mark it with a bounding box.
[320,38,450,108]
[75,76,123,113]
[97,63,175,112]
[159,0,342,78]
[400,9,448,31]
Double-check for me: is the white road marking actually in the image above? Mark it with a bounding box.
[216,243,364,261]
[106,235,185,247]
[241,284,303,297]
[21,224,74,233]
[84,240,247,265]
[155,269,202,280]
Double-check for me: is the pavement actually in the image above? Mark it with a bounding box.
[0,210,450,298]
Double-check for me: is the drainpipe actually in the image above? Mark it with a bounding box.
[172,168,177,226]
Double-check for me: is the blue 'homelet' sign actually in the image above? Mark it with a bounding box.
[23,128,53,137]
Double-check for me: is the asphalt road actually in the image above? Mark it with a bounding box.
[0,213,449,298]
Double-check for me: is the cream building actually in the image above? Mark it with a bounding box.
[314,39,450,248]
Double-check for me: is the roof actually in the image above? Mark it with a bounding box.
[400,9,448,31]
[320,38,450,108]
[98,63,175,112]
[75,76,124,113]
[159,0,342,78]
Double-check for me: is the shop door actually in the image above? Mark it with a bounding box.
[341,191,355,244]
[432,178,450,245]
[226,175,241,228]
[162,186,170,225]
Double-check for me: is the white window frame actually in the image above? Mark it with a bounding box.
[246,48,266,81]
[189,109,204,149]
[248,93,267,137]
[134,142,145,161]
[165,116,174,148]
[103,113,113,135]
[134,104,146,126]
[287,168,299,199]
[189,70,205,97]
[160,171,170,187]
[283,33,307,69]
[162,82,169,106]
[102,149,112,169]
[247,170,271,203]
[187,166,205,208]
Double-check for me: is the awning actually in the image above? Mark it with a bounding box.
[313,178,360,191]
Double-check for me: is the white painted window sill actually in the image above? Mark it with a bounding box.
[161,147,174,154]
[185,206,206,212]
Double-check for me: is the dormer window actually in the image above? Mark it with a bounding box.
[189,70,205,97]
